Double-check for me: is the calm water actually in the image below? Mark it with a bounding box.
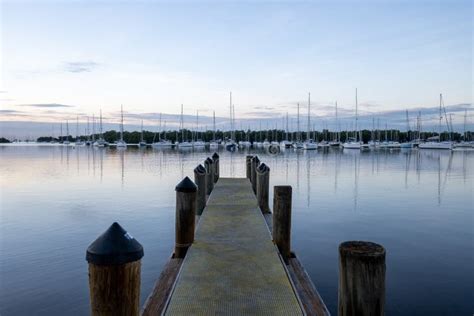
[1,145,473,315]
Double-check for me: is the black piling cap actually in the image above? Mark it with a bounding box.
[212,152,219,160]
[252,156,260,163]
[86,222,144,265]
[257,163,269,173]
[205,157,213,165]
[194,164,206,174]
[175,176,198,193]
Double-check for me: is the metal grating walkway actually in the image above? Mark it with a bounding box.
[164,178,303,315]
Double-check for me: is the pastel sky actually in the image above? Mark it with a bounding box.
[0,0,472,133]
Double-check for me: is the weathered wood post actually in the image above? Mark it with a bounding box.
[273,185,292,264]
[194,164,206,215]
[251,156,260,193]
[212,152,219,183]
[175,176,197,258]
[256,163,270,213]
[86,222,144,316]
[204,157,214,195]
[338,241,386,316]
[246,155,253,179]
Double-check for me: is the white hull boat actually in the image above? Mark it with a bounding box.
[419,141,453,150]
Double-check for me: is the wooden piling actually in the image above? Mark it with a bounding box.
[246,155,253,179]
[205,157,214,195]
[212,152,219,183]
[273,185,292,264]
[86,222,144,316]
[251,156,260,193]
[194,164,206,215]
[338,241,386,316]
[175,177,197,258]
[256,163,270,213]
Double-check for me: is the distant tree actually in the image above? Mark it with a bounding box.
[0,137,11,143]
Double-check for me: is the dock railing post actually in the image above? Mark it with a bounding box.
[251,156,260,193]
[246,155,253,179]
[256,163,270,213]
[212,152,219,183]
[273,185,292,264]
[194,164,206,215]
[86,222,144,316]
[338,241,386,316]
[175,177,197,258]
[204,157,214,195]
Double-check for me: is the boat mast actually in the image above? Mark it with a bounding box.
[92,115,96,141]
[60,123,63,142]
[438,94,442,142]
[196,110,199,142]
[286,112,289,141]
[66,120,69,142]
[87,116,90,141]
[181,104,184,142]
[229,92,233,140]
[297,103,300,142]
[76,116,79,141]
[99,109,103,140]
[355,88,358,141]
[159,113,162,142]
[140,120,144,142]
[406,110,410,141]
[464,109,467,141]
[213,111,216,141]
[336,101,339,142]
[307,93,311,141]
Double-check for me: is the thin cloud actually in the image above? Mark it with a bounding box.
[63,61,99,73]
[0,109,24,114]
[17,103,75,108]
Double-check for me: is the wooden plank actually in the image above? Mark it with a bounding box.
[141,257,183,316]
[288,255,331,316]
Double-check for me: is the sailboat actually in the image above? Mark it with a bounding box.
[225,92,237,151]
[85,116,92,146]
[93,110,107,147]
[304,93,317,150]
[63,120,71,145]
[419,94,453,150]
[193,110,206,148]
[153,113,173,148]
[455,110,472,148]
[329,101,341,146]
[400,110,413,148]
[75,116,84,146]
[280,113,292,148]
[343,89,364,149]
[116,105,127,148]
[139,120,147,147]
[177,105,193,148]
[293,102,304,149]
[209,111,219,148]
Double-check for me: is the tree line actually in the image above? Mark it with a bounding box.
[36,128,472,143]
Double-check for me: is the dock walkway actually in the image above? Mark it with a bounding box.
[164,178,303,315]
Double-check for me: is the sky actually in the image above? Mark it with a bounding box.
[0,0,472,138]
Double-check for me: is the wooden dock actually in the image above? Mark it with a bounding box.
[86,154,385,316]
[142,177,329,315]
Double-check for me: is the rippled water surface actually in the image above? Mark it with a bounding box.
[1,145,473,315]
